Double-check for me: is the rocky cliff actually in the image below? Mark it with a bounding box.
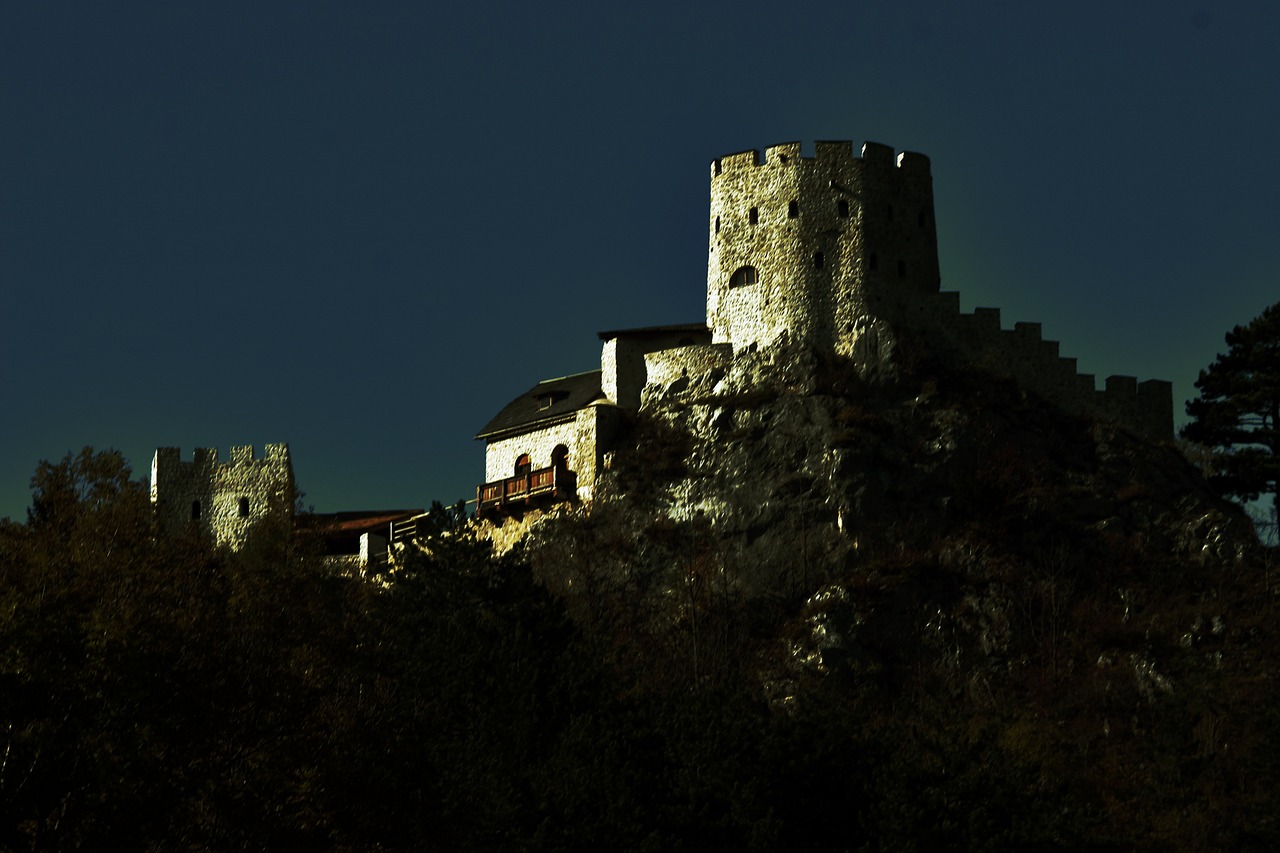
[490,331,1276,844]
[521,331,1256,583]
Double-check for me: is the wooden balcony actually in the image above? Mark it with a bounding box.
[477,465,577,516]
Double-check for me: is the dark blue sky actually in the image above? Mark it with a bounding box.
[3,2,1277,521]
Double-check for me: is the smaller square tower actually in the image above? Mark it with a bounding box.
[151,444,295,549]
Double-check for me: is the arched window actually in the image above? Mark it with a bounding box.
[514,454,531,477]
[237,497,250,518]
[729,265,758,288]
[788,200,799,218]
[714,215,720,234]
[813,251,825,270]
[748,206,759,225]
[551,444,569,470]
[837,199,850,218]
[191,500,201,521]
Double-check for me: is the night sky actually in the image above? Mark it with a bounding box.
[3,2,1278,522]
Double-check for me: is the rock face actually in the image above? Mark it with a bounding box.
[496,319,1278,846]
[470,139,1275,845]
[518,331,1267,725]
[560,337,1256,591]
[476,140,1172,526]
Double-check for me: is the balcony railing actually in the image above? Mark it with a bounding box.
[477,465,577,516]
[389,516,420,544]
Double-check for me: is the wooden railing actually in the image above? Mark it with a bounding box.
[389,516,419,544]
[389,503,472,544]
[477,465,576,515]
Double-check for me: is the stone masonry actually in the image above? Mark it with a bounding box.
[599,324,712,411]
[478,138,1174,512]
[708,141,940,355]
[151,444,295,549]
[701,140,1172,439]
[483,405,617,504]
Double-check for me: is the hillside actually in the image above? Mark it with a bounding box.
[504,333,1277,848]
[2,337,1275,849]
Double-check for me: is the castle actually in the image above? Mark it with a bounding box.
[150,140,1175,544]
[474,140,1172,515]
[151,444,296,549]
[150,443,420,564]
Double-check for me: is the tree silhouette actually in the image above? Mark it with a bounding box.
[1183,300,1280,525]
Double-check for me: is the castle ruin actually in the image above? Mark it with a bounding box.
[150,140,1175,535]
[475,140,1172,514]
[150,443,422,564]
[150,444,295,549]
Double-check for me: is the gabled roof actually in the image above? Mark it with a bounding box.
[475,370,605,441]
[596,322,710,341]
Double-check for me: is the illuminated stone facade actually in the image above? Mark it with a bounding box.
[481,138,1173,511]
[150,444,295,549]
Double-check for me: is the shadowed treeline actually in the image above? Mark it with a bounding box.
[1,449,1278,850]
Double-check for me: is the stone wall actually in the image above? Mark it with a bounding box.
[643,344,733,401]
[702,139,1172,440]
[883,290,1173,440]
[474,136,1174,528]
[150,444,295,548]
[601,327,712,411]
[707,141,939,355]
[482,405,627,503]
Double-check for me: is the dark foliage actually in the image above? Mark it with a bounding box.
[1183,300,1280,522]
[1,448,1277,850]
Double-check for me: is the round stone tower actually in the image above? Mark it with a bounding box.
[707,140,941,355]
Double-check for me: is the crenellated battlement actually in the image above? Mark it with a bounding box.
[711,140,931,179]
[153,444,291,470]
[151,443,294,547]
[697,138,1173,440]
[475,135,1175,538]
[707,139,942,355]
[912,299,1174,439]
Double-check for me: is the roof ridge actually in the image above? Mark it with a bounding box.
[536,368,602,385]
